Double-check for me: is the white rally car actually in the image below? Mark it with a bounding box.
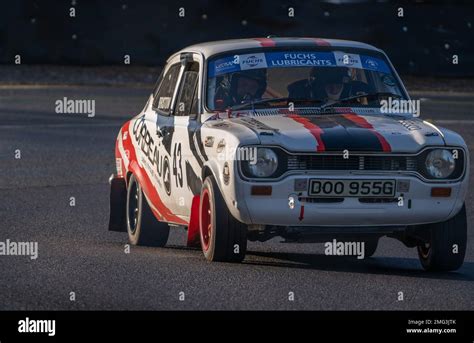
[109,37,469,271]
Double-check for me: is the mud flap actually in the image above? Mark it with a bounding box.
[108,176,127,232]
[186,195,201,247]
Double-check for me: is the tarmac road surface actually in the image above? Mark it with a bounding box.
[0,85,473,310]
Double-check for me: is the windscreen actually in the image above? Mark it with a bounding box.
[207,50,406,111]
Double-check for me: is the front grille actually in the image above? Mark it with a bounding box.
[287,154,418,172]
[239,147,465,181]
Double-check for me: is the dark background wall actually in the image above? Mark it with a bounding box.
[1,0,473,76]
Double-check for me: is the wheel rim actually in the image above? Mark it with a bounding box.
[200,189,212,252]
[128,181,139,234]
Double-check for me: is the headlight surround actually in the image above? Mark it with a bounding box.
[243,147,278,178]
[425,149,456,179]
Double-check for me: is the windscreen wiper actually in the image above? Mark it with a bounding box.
[320,92,404,110]
[230,97,323,111]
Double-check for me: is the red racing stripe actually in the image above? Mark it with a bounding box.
[121,121,188,225]
[342,113,392,152]
[254,37,276,47]
[288,114,326,152]
[311,38,331,46]
[298,205,304,221]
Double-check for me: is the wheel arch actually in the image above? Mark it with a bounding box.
[200,159,252,225]
[201,163,214,182]
[125,170,133,186]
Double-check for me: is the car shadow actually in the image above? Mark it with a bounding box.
[243,250,474,281]
[159,244,473,281]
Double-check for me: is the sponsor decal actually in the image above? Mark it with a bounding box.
[209,51,391,77]
[365,58,378,69]
[132,115,164,178]
[157,96,171,111]
[398,120,422,131]
[115,157,123,176]
[209,55,240,77]
[163,156,171,195]
[382,75,396,86]
[361,55,390,74]
[237,117,279,133]
[223,162,230,185]
[240,53,267,70]
[266,52,335,67]
[334,51,362,68]
[122,121,187,225]
[204,136,214,147]
[216,139,226,153]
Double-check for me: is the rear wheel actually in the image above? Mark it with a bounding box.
[199,176,247,262]
[417,204,467,272]
[126,174,170,247]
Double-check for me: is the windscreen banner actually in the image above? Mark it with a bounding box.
[208,51,391,77]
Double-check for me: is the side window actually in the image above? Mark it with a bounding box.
[153,63,181,115]
[189,86,199,117]
[174,62,199,117]
[152,67,165,96]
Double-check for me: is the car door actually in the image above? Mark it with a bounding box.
[166,54,203,218]
[147,56,183,222]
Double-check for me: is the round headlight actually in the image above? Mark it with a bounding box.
[246,148,278,177]
[425,149,455,178]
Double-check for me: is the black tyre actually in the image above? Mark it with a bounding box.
[199,176,247,262]
[417,204,467,272]
[126,174,170,247]
[363,237,379,258]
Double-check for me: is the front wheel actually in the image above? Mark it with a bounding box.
[199,176,247,262]
[417,204,467,272]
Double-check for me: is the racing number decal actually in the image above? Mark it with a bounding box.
[172,142,183,188]
[161,142,183,196]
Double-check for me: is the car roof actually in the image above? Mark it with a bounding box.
[173,37,382,60]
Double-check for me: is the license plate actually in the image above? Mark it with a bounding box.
[308,179,396,197]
